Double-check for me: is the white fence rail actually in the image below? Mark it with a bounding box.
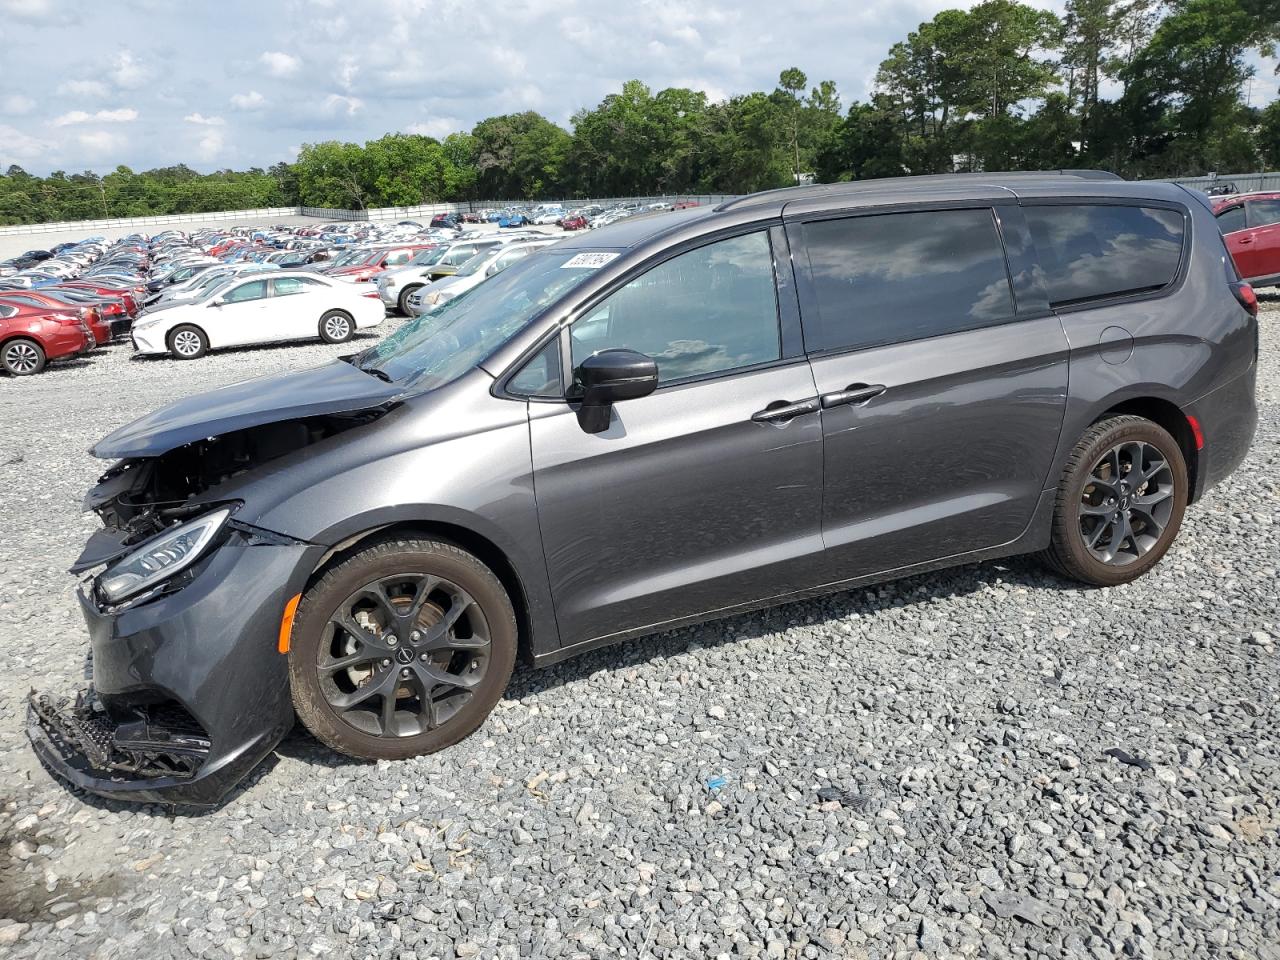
[0,207,298,238]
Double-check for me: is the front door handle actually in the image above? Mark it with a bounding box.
[1237,234,1255,245]
[821,383,886,409]
[751,397,819,423]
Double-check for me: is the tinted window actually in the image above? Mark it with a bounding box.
[570,231,781,384]
[1025,204,1184,307]
[1216,205,1247,233]
[798,209,1014,353]
[1247,199,1280,228]
[508,338,563,398]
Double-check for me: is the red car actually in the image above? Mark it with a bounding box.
[0,293,110,345]
[0,303,91,376]
[561,214,589,231]
[59,281,141,315]
[327,244,436,283]
[1213,192,1280,289]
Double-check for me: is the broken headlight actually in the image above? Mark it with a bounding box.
[98,507,233,603]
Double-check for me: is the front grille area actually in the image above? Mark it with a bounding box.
[29,689,211,781]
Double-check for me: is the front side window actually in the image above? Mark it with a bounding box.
[1025,204,1185,307]
[797,208,1014,353]
[384,250,412,266]
[222,279,268,303]
[1247,199,1280,228]
[569,231,781,385]
[1216,205,1247,234]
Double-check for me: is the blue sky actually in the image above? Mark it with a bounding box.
[0,0,1276,175]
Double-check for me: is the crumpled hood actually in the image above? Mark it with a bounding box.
[92,360,403,459]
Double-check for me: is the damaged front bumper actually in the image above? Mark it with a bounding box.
[28,538,324,807]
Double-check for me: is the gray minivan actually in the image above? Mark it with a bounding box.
[30,172,1259,805]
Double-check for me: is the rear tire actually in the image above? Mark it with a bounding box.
[289,539,517,761]
[1040,415,1188,586]
[1,338,46,376]
[167,325,208,360]
[319,309,354,343]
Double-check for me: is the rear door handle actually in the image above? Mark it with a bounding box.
[751,397,819,423]
[1237,234,1255,244]
[821,383,886,409]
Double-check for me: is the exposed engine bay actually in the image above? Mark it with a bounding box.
[75,409,388,570]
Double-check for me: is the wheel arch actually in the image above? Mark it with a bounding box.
[1093,396,1200,502]
[301,517,541,665]
[168,321,208,348]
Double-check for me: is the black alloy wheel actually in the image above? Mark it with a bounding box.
[1042,415,1188,586]
[289,539,516,760]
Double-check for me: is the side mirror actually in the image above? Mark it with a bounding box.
[209,300,224,307]
[573,348,658,434]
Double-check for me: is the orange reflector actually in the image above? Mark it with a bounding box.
[1186,414,1205,451]
[278,593,302,654]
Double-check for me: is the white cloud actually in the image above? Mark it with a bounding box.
[184,112,226,126]
[0,123,54,164]
[110,51,149,89]
[338,54,359,91]
[0,0,60,23]
[406,118,457,139]
[77,130,126,156]
[58,79,109,98]
[323,94,364,116]
[196,129,226,161]
[1,94,35,115]
[230,90,266,110]
[52,108,138,127]
[260,50,301,76]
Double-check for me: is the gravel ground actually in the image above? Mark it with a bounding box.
[0,299,1277,960]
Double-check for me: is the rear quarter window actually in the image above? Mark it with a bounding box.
[1025,204,1185,307]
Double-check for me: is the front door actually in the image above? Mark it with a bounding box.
[788,206,1070,581]
[528,230,825,647]
[207,278,273,347]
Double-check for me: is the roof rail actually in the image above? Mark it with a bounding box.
[713,170,1124,212]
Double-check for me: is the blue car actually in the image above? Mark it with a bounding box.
[498,213,529,228]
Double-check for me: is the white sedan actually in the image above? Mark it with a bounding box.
[130,273,386,360]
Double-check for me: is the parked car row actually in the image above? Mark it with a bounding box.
[1,235,148,375]
[1,216,582,371]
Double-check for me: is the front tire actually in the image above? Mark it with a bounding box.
[1,338,46,376]
[167,324,208,360]
[289,539,517,761]
[1041,415,1188,586]
[320,309,354,343]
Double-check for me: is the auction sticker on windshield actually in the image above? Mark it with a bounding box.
[561,252,619,269]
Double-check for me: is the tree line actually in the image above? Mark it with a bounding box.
[2,0,1278,226]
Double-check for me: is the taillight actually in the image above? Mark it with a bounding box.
[1230,280,1258,318]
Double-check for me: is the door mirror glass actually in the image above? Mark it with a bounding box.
[573,348,658,433]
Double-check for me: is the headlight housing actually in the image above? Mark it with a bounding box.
[97,507,233,603]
